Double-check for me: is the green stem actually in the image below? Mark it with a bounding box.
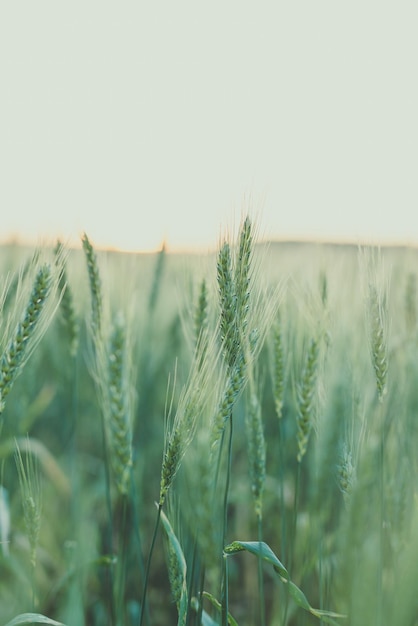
[277,418,287,563]
[222,413,233,549]
[101,409,116,626]
[257,513,266,626]
[69,350,80,548]
[214,429,226,492]
[283,461,301,626]
[318,533,324,626]
[196,567,206,626]
[377,401,385,626]
[221,552,229,626]
[30,563,36,612]
[185,536,198,626]
[221,413,233,626]
[116,496,128,624]
[128,472,149,624]
[290,461,301,578]
[139,504,162,626]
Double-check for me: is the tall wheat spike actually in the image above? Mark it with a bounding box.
[217,241,238,371]
[296,338,319,463]
[54,242,79,357]
[404,272,417,334]
[107,313,133,497]
[273,317,285,420]
[82,233,102,338]
[15,441,42,570]
[194,278,209,371]
[0,264,52,415]
[246,389,266,520]
[337,442,356,506]
[368,285,388,402]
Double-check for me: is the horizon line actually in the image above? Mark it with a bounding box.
[1,232,418,255]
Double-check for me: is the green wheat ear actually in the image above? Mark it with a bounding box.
[273,316,285,419]
[368,284,388,401]
[82,233,103,338]
[296,338,319,463]
[404,272,417,334]
[0,264,52,415]
[246,389,266,520]
[337,443,356,506]
[194,277,209,371]
[54,241,79,357]
[107,313,133,497]
[15,441,42,569]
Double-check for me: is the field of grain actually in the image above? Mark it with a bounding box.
[1,220,418,626]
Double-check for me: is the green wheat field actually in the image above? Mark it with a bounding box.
[1,217,418,626]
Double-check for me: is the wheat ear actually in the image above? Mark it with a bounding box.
[246,389,266,520]
[15,441,42,570]
[82,233,102,338]
[368,285,388,402]
[54,242,79,357]
[0,265,52,414]
[337,443,355,506]
[296,338,319,463]
[107,314,133,497]
[273,316,285,420]
[404,272,417,334]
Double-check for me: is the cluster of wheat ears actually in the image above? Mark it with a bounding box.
[0,217,417,626]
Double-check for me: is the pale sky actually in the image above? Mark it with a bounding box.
[1,2,417,252]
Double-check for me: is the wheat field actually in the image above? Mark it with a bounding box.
[0,220,418,626]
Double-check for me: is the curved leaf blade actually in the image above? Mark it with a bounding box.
[224,540,288,579]
[223,540,346,624]
[3,614,66,626]
[160,508,188,626]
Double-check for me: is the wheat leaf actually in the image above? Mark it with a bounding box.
[3,614,66,626]
[223,541,346,624]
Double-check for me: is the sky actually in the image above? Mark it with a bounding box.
[1,2,417,252]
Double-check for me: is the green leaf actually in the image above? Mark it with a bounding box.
[288,580,311,611]
[309,608,348,625]
[3,614,66,626]
[191,597,219,626]
[224,540,288,579]
[223,540,346,624]
[202,591,239,626]
[200,611,219,626]
[160,508,188,626]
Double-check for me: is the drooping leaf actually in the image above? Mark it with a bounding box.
[160,508,188,626]
[200,610,219,626]
[191,597,220,626]
[223,540,346,624]
[288,580,311,611]
[3,614,66,626]
[202,591,239,626]
[224,541,288,579]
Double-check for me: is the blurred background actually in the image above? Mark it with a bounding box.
[1,1,418,252]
